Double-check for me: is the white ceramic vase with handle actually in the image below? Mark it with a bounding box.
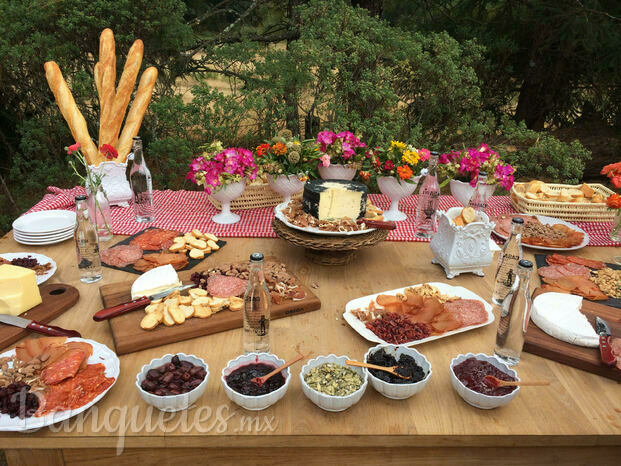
[267,174,305,203]
[88,161,132,206]
[377,175,423,221]
[450,179,496,207]
[318,163,357,180]
[210,180,245,224]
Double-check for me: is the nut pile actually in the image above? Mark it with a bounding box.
[140,288,243,330]
[140,355,206,396]
[591,268,621,299]
[303,362,363,396]
[0,355,45,391]
[169,229,220,260]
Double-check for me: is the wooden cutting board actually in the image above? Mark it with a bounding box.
[523,288,621,381]
[99,264,321,355]
[0,283,79,351]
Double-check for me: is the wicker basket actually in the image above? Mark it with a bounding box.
[209,182,302,211]
[510,182,615,222]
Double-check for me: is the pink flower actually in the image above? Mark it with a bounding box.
[317,131,337,151]
[419,148,430,161]
[66,142,81,154]
[320,153,331,167]
[384,160,394,170]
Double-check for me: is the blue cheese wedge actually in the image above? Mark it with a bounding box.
[131,264,181,299]
[531,292,599,348]
[302,180,367,220]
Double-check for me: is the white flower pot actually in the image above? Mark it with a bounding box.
[450,179,495,207]
[211,181,245,224]
[377,175,422,221]
[88,161,132,206]
[267,174,305,203]
[318,163,356,180]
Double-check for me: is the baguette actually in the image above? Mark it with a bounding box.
[107,39,143,147]
[98,28,116,151]
[117,66,158,161]
[93,62,103,103]
[44,61,98,164]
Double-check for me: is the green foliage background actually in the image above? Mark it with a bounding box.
[1,0,619,233]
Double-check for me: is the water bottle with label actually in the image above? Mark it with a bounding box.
[491,217,524,305]
[494,259,533,365]
[129,137,155,222]
[73,195,103,283]
[243,253,271,353]
[468,171,488,213]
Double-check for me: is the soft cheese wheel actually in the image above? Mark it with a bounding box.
[302,179,368,220]
[131,264,181,299]
[531,292,598,348]
[0,264,42,316]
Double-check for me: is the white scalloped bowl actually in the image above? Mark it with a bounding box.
[363,344,432,400]
[299,354,368,412]
[136,353,209,412]
[449,353,520,409]
[221,353,291,411]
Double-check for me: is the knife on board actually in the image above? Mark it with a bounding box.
[595,316,616,366]
[0,314,81,338]
[93,284,195,322]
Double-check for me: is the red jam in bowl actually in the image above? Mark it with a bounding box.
[225,362,285,396]
[452,357,517,396]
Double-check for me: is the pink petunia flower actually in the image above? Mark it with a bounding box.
[320,153,331,167]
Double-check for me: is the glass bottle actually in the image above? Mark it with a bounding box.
[129,137,155,222]
[491,217,524,305]
[414,151,440,238]
[243,253,271,353]
[468,171,488,213]
[74,195,103,283]
[86,184,113,242]
[494,259,533,365]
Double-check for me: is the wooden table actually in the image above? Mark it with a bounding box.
[0,231,619,465]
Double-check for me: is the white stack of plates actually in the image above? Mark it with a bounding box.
[12,210,76,245]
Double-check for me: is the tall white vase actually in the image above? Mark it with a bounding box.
[377,175,423,221]
[211,181,245,224]
[318,164,356,180]
[450,179,495,206]
[267,174,305,203]
[88,161,132,206]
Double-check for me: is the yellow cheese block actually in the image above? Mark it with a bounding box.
[0,264,42,316]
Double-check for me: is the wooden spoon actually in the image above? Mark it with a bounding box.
[251,353,305,387]
[483,375,550,388]
[346,360,411,380]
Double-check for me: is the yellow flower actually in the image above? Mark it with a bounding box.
[293,141,300,145]
[402,150,420,165]
[390,140,406,151]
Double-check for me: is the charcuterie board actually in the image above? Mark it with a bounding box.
[0,283,79,351]
[99,264,321,355]
[523,288,621,381]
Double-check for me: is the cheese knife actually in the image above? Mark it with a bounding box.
[595,317,616,366]
[93,284,195,322]
[0,314,81,338]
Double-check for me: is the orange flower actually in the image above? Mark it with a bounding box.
[602,162,621,188]
[397,165,413,180]
[359,170,371,181]
[272,142,287,156]
[606,193,621,209]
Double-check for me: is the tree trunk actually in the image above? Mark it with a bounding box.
[283,0,301,135]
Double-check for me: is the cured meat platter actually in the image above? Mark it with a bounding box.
[0,338,119,431]
[101,227,226,275]
[493,214,589,251]
[0,283,79,351]
[99,262,321,355]
[534,254,621,309]
[343,282,494,346]
[524,289,621,381]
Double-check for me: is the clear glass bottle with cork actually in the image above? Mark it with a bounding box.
[414,151,440,238]
[129,136,155,223]
[492,217,524,305]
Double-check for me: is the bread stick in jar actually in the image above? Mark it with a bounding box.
[107,39,143,147]
[44,61,98,164]
[117,66,157,161]
[98,28,116,150]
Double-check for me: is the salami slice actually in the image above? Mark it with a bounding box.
[538,266,566,280]
[40,349,87,385]
[101,245,143,268]
[444,299,488,327]
[207,275,248,298]
[559,263,591,278]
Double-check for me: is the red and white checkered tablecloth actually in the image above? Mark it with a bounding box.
[25,186,621,246]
